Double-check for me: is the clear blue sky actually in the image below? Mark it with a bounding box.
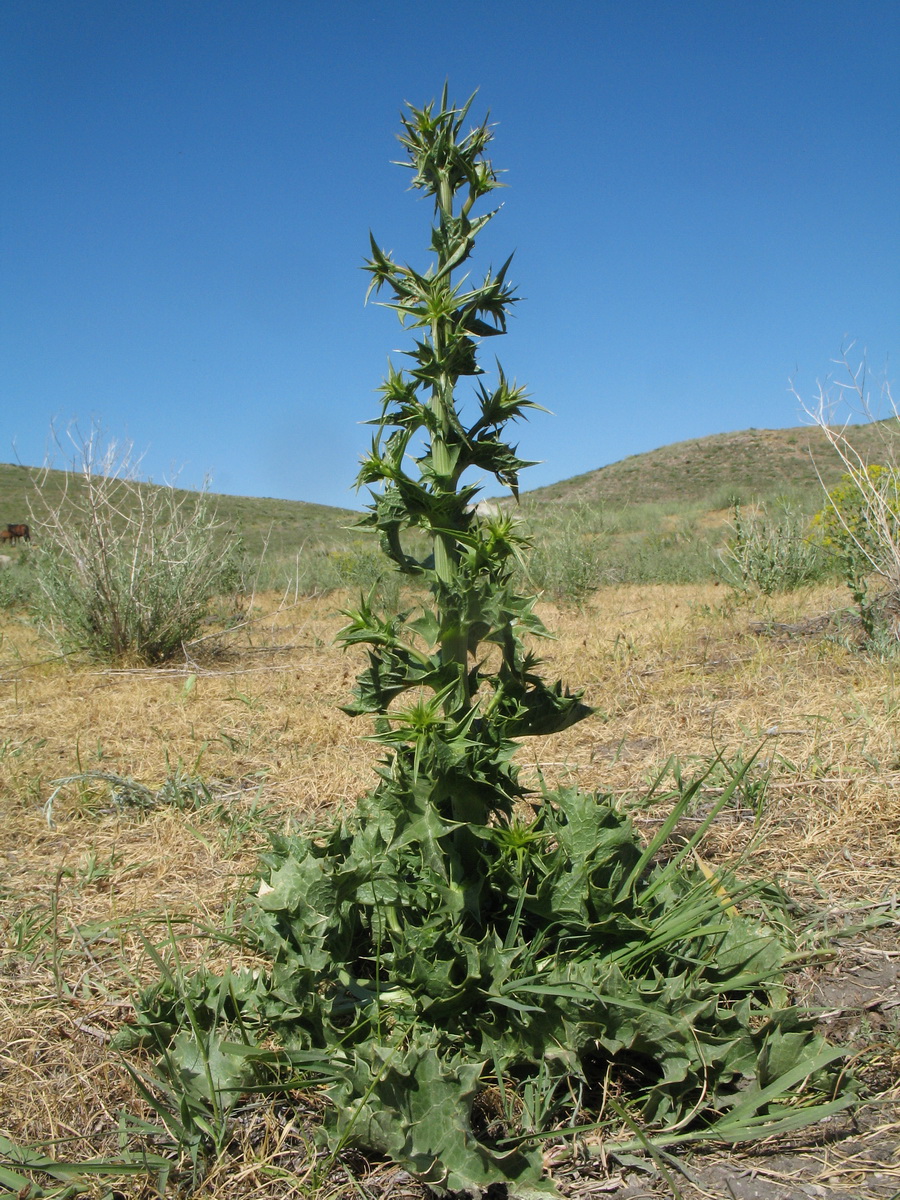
[2,1,898,508]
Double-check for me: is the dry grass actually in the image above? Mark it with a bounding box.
[2,582,899,1198]
[528,584,900,902]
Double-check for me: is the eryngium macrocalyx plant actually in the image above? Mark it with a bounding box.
[339,87,591,835]
[119,89,852,1198]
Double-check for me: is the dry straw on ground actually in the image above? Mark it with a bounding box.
[1,582,898,1198]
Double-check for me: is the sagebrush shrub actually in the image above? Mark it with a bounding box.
[31,431,235,663]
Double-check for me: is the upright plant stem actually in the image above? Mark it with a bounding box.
[343,85,590,823]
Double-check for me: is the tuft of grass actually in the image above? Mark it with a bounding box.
[0,554,37,610]
[517,500,610,601]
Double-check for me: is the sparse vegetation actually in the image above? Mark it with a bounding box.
[3,582,899,1198]
[518,500,610,601]
[3,419,899,605]
[0,554,35,610]
[715,501,831,596]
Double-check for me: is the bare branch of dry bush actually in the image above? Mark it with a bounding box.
[796,348,900,641]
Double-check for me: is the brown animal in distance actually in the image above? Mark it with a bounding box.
[5,523,30,544]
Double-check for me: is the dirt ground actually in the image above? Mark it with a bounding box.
[2,582,899,1198]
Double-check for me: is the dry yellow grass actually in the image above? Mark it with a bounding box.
[1,582,898,1197]
[530,585,900,901]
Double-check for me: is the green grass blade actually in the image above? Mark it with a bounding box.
[614,770,713,903]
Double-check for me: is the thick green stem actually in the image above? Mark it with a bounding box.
[428,186,472,709]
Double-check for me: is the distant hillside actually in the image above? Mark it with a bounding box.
[0,462,359,559]
[522,421,900,509]
[2,419,897,564]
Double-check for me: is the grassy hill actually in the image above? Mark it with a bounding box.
[522,420,900,509]
[5,420,897,543]
[509,419,900,595]
[0,461,359,561]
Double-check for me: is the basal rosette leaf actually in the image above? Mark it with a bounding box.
[327,1033,555,1199]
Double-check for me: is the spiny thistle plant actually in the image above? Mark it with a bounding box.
[119,89,852,1196]
[341,88,590,833]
